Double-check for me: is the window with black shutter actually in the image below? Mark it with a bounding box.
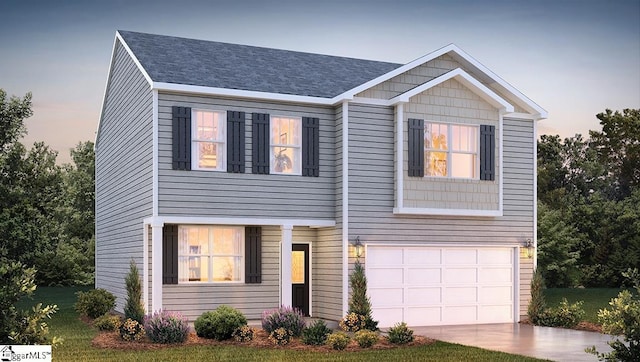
[302,117,320,177]
[407,118,425,177]
[480,125,496,181]
[162,224,178,285]
[245,226,262,284]
[172,106,191,170]
[252,113,270,174]
[227,111,245,173]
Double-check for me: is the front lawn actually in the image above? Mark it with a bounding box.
[544,288,622,324]
[19,287,545,361]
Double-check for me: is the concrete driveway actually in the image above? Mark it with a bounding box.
[413,323,614,361]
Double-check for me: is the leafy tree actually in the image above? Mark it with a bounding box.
[0,89,31,152]
[0,257,60,345]
[124,259,145,324]
[348,260,378,331]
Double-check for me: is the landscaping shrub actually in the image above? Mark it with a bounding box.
[339,312,366,332]
[386,322,414,344]
[261,305,306,337]
[144,310,189,344]
[587,268,640,361]
[119,318,145,341]
[194,305,247,340]
[93,314,121,331]
[528,267,547,325]
[268,327,292,346]
[348,260,379,331]
[536,298,585,328]
[354,329,378,348]
[124,259,145,324]
[232,325,255,342]
[74,289,116,319]
[326,332,351,350]
[302,319,332,345]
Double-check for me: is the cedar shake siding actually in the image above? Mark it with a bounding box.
[156,92,336,219]
[95,40,153,312]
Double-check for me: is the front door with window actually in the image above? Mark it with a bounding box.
[291,244,310,316]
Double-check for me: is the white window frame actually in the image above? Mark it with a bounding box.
[178,225,244,284]
[192,109,226,171]
[270,115,302,175]
[424,122,479,180]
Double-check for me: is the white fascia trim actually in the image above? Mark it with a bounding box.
[393,207,503,217]
[533,120,538,268]
[152,89,159,217]
[341,101,349,316]
[116,31,153,86]
[153,82,336,106]
[366,242,520,248]
[143,216,335,228]
[390,69,514,112]
[395,103,404,209]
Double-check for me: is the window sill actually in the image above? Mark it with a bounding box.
[393,207,502,217]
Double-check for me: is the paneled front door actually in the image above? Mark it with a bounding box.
[291,244,310,316]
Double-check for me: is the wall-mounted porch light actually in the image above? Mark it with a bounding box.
[353,236,364,258]
[524,238,534,258]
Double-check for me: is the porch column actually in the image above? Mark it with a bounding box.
[151,221,164,313]
[281,224,293,307]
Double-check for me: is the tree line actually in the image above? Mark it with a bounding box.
[1,89,95,286]
[537,108,640,288]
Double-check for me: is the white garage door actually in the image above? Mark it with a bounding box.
[367,246,515,327]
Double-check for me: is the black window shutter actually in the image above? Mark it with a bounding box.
[162,224,178,285]
[172,106,191,170]
[252,113,270,174]
[302,117,320,177]
[227,111,245,173]
[480,125,496,181]
[408,118,425,177]
[245,226,262,284]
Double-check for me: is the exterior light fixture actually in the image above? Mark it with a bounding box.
[353,236,364,258]
[524,239,534,258]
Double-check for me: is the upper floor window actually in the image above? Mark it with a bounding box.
[193,110,226,171]
[425,123,478,179]
[270,116,301,175]
[178,226,243,283]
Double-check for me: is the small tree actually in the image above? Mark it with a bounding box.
[124,259,145,324]
[528,267,546,325]
[348,260,378,331]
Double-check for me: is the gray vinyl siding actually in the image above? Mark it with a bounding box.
[348,103,535,319]
[156,93,336,219]
[95,40,153,312]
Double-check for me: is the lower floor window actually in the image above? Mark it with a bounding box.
[178,226,244,282]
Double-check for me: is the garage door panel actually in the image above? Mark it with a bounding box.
[479,305,513,323]
[480,286,512,303]
[443,306,478,324]
[479,248,512,264]
[407,287,441,304]
[479,268,512,283]
[444,249,477,264]
[407,307,442,325]
[372,308,403,328]
[370,288,403,306]
[405,248,441,264]
[444,287,477,303]
[444,268,477,283]
[367,247,403,265]
[407,268,440,284]
[368,268,403,287]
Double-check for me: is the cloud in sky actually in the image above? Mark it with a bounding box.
[1,0,638,162]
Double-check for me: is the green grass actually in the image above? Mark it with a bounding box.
[18,287,546,361]
[544,288,622,324]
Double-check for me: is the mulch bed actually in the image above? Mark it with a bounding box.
[91,329,434,352]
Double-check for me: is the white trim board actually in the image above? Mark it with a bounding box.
[143,216,335,228]
[393,207,503,217]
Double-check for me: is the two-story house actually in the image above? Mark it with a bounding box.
[96,30,546,327]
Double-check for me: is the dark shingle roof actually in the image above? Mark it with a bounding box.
[118,31,402,98]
